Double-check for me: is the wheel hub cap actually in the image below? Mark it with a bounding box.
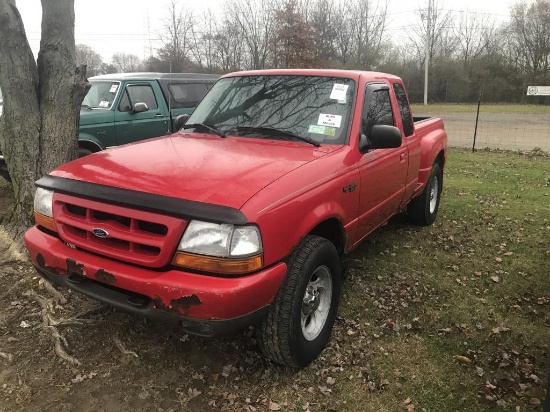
[302,286,320,316]
[300,265,333,341]
[429,176,439,213]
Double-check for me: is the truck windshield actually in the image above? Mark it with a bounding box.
[82,81,120,109]
[187,75,355,145]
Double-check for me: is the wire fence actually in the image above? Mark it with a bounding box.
[442,112,550,151]
[412,105,550,152]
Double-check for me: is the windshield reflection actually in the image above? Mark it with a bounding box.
[187,75,355,145]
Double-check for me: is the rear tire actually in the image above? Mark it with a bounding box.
[257,235,341,368]
[408,162,442,226]
[78,148,94,158]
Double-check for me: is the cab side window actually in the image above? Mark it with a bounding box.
[393,83,414,137]
[119,85,158,112]
[168,83,209,108]
[362,86,394,139]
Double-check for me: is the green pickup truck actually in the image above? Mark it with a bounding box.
[0,72,219,180]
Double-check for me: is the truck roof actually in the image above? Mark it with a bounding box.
[222,69,402,82]
[90,72,220,82]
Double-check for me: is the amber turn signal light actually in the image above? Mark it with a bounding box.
[34,211,57,233]
[172,252,263,275]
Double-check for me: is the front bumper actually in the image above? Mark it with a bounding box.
[24,226,287,336]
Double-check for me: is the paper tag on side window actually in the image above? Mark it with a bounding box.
[109,84,118,93]
[98,100,110,108]
[318,113,342,128]
[330,84,348,101]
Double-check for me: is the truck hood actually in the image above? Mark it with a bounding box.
[51,133,341,210]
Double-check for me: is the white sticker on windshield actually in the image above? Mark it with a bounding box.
[318,113,342,128]
[109,84,118,93]
[330,84,349,101]
[98,100,110,108]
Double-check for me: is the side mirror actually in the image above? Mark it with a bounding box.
[176,114,190,130]
[132,102,149,113]
[359,125,402,153]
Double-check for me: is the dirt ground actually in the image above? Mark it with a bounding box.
[0,148,548,412]
[423,113,550,151]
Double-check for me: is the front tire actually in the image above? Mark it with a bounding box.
[408,162,443,226]
[257,235,341,368]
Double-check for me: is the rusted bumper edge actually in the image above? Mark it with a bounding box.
[24,226,288,337]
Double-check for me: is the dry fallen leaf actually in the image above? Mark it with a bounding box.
[454,355,472,364]
[318,385,332,395]
[326,376,336,385]
[269,401,281,411]
[491,326,511,335]
[495,257,503,263]
[529,398,541,405]
[491,276,500,283]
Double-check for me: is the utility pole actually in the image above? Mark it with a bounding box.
[423,0,432,106]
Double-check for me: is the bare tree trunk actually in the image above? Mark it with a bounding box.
[0,0,89,244]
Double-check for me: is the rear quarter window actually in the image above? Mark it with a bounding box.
[393,83,414,137]
[168,83,210,108]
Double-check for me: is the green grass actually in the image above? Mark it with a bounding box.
[411,103,550,115]
[335,148,550,411]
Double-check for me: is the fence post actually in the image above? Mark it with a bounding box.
[472,88,483,152]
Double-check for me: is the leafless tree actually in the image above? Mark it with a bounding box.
[0,0,89,234]
[75,44,103,77]
[310,0,337,64]
[224,0,279,69]
[189,9,219,71]
[353,0,390,68]
[212,17,245,71]
[158,0,195,71]
[333,1,358,66]
[407,0,455,64]
[506,0,550,76]
[453,12,498,63]
[111,53,143,73]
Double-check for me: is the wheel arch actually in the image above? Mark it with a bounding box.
[78,137,104,153]
[434,149,445,169]
[308,218,347,256]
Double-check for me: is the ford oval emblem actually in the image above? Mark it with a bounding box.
[92,228,109,238]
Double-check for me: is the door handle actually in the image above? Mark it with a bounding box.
[400,152,407,162]
[155,113,164,118]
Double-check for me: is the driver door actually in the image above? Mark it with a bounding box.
[115,82,169,145]
[355,83,408,238]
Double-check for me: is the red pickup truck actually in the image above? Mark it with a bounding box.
[24,69,447,368]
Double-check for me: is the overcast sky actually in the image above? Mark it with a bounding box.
[16,0,517,63]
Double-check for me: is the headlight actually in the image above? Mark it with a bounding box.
[178,220,262,257]
[173,220,263,275]
[34,188,54,217]
[33,188,57,232]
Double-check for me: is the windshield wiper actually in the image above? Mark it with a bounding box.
[182,123,226,138]
[235,126,320,147]
[81,104,92,110]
